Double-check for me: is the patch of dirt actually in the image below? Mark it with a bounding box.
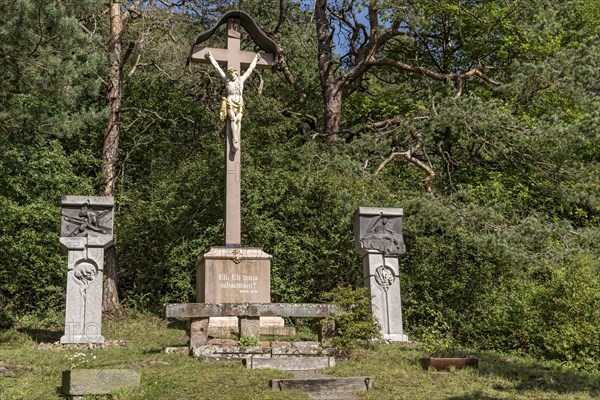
[0,361,25,378]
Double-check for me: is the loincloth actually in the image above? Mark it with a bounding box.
[220,97,245,122]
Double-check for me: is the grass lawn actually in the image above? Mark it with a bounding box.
[1,313,599,399]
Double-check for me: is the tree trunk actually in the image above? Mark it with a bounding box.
[323,85,342,142]
[101,0,123,313]
[314,0,342,141]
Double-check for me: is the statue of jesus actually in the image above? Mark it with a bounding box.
[205,51,261,151]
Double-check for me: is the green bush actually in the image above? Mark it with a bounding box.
[321,286,382,354]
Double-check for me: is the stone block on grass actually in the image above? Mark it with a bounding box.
[271,376,373,392]
[62,369,140,396]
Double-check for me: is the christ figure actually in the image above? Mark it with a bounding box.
[205,51,261,151]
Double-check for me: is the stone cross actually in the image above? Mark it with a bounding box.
[190,17,275,246]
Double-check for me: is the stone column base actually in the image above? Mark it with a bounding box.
[61,335,105,345]
[383,333,409,342]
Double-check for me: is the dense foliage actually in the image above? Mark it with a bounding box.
[1,0,599,371]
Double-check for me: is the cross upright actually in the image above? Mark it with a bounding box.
[190,17,275,246]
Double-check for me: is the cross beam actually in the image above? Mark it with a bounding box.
[191,18,275,246]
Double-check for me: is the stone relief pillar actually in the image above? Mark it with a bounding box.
[59,196,114,344]
[354,207,409,342]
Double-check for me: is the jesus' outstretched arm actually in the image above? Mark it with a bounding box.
[204,51,226,80]
[240,53,261,82]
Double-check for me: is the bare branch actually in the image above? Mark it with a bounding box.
[375,143,436,194]
[370,58,502,85]
[344,115,406,141]
[124,53,143,82]
[282,110,317,130]
[119,42,135,71]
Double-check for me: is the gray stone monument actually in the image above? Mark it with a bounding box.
[189,11,283,332]
[60,196,114,344]
[354,207,408,342]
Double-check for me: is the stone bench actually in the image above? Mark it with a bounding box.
[165,303,342,347]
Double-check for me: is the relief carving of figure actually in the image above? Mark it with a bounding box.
[63,199,110,237]
[361,213,406,255]
[205,51,261,151]
[374,265,395,292]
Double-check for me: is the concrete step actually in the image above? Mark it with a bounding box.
[270,376,373,392]
[244,356,335,370]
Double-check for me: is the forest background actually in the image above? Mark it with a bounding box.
[1,0,599,372]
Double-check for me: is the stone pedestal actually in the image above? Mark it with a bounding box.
[196,247,272,302]
[361,252,408,341]
[59,196,114,344]
[196,246,282,333]
[354,207,408,342]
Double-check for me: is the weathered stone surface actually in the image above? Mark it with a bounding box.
[271,341,292,348]
[355,207,409,342]
[60,196,115,345]
[164,347,189,355]
[272,342,321,356]
[196,247,272,303]
[363,254,408,342]
[261,326,296,336]
[190,341,333,360]
[62,369,140,396]
[239,316,260,338]
[244,356,335,370]
[260,316,285,327]
[38,340,127,350]
[292,342,320,350]
[207,338,238,346]
[60,196,114,247]
[166,303,341,318]
[192,345,270,360]
[354,207,405,256]
[206,317,290,336]
[190,318,210,347]
[270,377,373,392]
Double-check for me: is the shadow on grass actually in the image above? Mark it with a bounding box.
[167,319,188,330]
[447,391,502,400]
[477,351,600,397]
[54,385,68,399]
[17,327,62,343]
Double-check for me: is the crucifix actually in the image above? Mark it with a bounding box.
[191,17,275,246]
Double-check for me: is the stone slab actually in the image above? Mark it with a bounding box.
[196,247,272,303]
[166,303,341,318]
[354,207,405,256]
[272,342,321,356]
[62,196,115,207]
[190,318,210,347]
[363,254,408,341]
[62,369,140,396]
[192,345,271,359]
[207,316,290,335]
[270,377,373,392]
[61,196,114,248]
[244,356,335,370]
[261,326,296,336]
[383,333,409,342]
[61,247,106,345]
[239,316,260,338]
